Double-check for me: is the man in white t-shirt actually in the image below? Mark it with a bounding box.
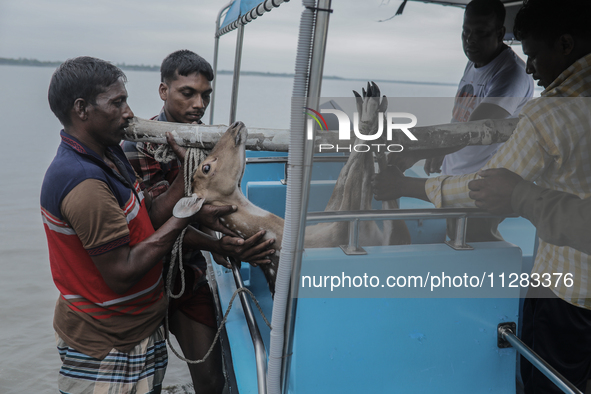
[423,0,534,241]
[395,0,532,178]
[436,0,534,176]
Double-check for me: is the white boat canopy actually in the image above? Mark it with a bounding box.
[403,0,524,40]
[217,0,290,38]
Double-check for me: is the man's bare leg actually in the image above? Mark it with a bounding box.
[169,310,225,393]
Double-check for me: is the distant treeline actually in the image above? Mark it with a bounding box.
[0,57,456,86]
[0,57,159,72]
[0,57,62,67]
[0,57,342,79]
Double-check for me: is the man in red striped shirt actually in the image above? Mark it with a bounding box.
[42,56,256,394]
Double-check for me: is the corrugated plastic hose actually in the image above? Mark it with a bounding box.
[267,1,316,393]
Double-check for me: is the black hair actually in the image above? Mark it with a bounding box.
[48,56,126,126]
[160,50,214,84]
[465,0,506,30]
[514,0,591,43]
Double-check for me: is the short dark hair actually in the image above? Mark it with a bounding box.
[160,50,214,84]
[465,0,506,30]
[514,0,591,43]
[48,56,126,126]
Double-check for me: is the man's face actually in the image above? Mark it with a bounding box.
[160,72,212,124]
[462,12,504,67]
[522,36,569,89]
[86,78,134,146]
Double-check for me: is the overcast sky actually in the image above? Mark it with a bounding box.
[0,0,528,84]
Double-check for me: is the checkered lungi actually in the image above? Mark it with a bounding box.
[55,326,167,394]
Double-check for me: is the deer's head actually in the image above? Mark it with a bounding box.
[172,121,248,218]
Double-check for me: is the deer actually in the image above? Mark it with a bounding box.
[173,83,411,293]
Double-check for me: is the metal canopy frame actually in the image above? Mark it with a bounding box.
[210,0,290,126]
[209,2,293,393]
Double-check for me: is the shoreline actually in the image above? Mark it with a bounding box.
[0,57,457,87]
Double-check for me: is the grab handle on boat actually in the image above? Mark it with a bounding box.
[307,208,512,254]
[340,218,367,255]
[497,323,583,394]
[229,257,268,394]
[444,216,473,251]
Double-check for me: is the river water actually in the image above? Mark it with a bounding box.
[0,64,460,393]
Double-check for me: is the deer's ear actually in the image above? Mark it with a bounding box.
[172,194,205,218]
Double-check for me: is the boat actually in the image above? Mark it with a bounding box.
[163,1,578,393]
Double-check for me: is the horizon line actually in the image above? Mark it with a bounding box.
[0,56,457,87]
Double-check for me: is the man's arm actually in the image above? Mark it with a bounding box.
[93,201,272,291]
[372,164,428,201]
[91,215,196,294]
[62,179,199,295]
[94,212,275,294]
[375,114,546,208]
[468,102,510,122]
[422,103,511,174]
[88,195,274,294]
[422,115,546,209]
[183,226,275,268]
[387,103,512,176]
[469,168,591,254]
[421,52,533,176]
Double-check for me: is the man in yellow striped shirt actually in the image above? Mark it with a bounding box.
[374,1,591,392]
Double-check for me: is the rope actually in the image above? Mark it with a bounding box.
[166,227,188,299]
[163,146,207,300]
[148,144,177,164]
[183,148,207,196]
[164,287,272,364]
[165,147,208,300]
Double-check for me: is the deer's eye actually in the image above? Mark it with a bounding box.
[202,164,211,174]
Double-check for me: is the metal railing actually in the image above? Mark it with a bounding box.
[498,324,583,394]
[229,23,245,125]
[229,257,267,394]
[306,208,510,253]
[245,164,505,252]
[245,155,348,164]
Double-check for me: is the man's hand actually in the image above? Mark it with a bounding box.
[215,230,275,268]
[387,151,421,172]
[211,253,233,269]
[387,150,449,176]
[468,168,523,214]
[372,165,406,201]
[165,132,187,164]
[192,204,239,237]
[424,155,444,176]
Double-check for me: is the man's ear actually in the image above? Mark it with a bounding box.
[559,34,575,56]
[497,26,506,43]
[158,82,169,102]
[73,98,88,121]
